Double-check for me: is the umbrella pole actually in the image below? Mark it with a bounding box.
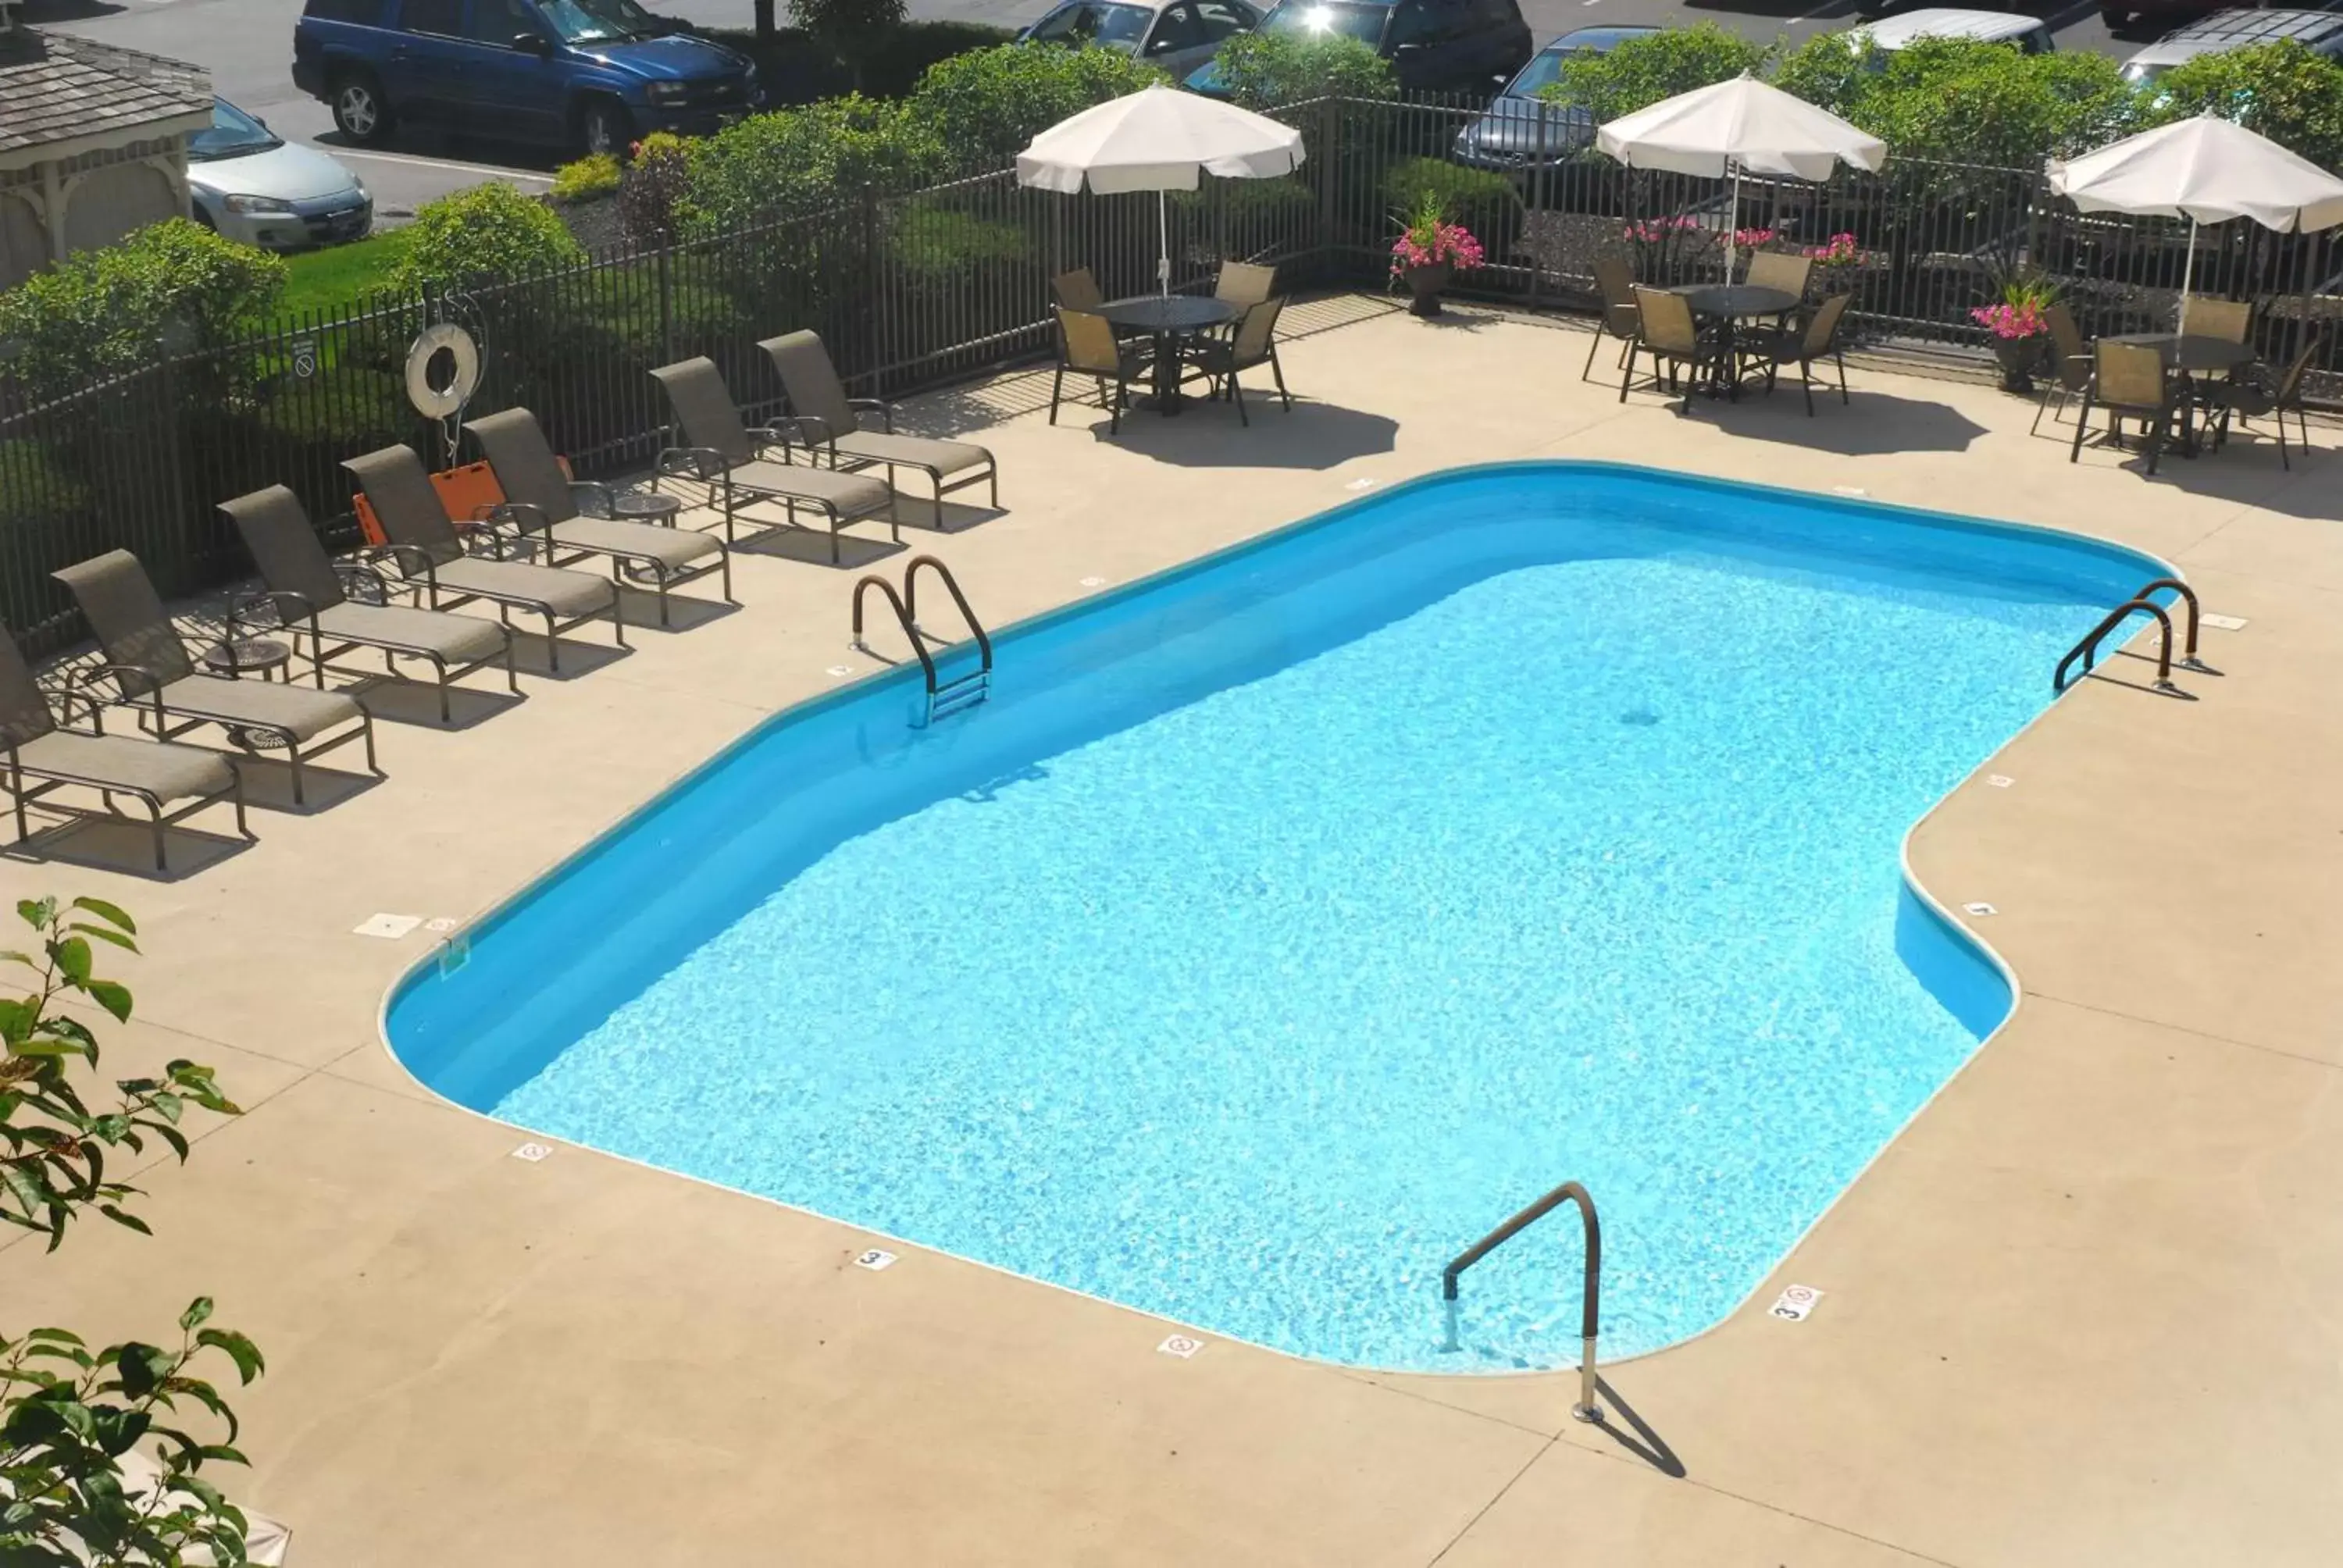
[2177,216,2199,334]
[1158,189,1171,298]
[1726,162,1742,283]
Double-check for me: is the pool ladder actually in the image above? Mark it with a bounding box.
[852,554,993,728]
[2054,577,2218,700]
[1443,1180,1603,1424]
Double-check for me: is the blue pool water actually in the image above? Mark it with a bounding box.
[388,463,2163,1373]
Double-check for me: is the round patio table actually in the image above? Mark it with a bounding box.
[1099,295,1239,416]
[1674,284,1802,401]
[2106,333,2259,458]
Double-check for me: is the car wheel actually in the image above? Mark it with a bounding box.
[331,71,394,146]
[576,98,632,159]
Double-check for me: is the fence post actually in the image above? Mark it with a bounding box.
[861,181,883,397]
[1317,95,1340,287]
[656,240,675,366]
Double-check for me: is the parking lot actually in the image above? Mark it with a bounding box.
[20,0,2338,221]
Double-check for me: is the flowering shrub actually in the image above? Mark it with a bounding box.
[1624,216,1699,244]
[1733,226,1778,249]
[1806,232,1865,267]
[1390,193,1485,275]
[1970,301,2049,340]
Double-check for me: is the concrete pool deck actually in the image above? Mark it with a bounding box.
[6,295,2341,1565]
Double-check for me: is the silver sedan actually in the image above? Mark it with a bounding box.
[1018,0,1263,85]
[186,98,373,251]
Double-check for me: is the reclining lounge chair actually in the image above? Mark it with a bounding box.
[51,551,378,808]
[465,408,733,627]
[2,628,250,872]
[222,485,517,724]
[343,444,624,672]
[758,331,998,514]
[648,356,897,564]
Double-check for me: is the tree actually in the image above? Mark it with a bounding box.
[790,0,908,88]
[2142,39,2343,173]
[1536,23,1771,125]
[1839,37,2135,167]
[3,896,263,1566]
[1207,33,1396,110]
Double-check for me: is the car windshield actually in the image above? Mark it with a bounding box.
[2120,61,2169,84]
[1261,2,1386,48]
[538,0,658,43]
[188,99,281,162]
[1030,2,1155,48]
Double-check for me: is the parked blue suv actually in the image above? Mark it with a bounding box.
[294,0,761,156]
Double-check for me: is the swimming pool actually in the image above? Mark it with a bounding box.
[387,462,2166,1373]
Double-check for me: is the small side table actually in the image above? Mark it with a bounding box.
[201,638,291,681]
[200,637,292,750]
[608,492,684,583]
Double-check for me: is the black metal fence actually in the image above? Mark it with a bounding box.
[4,92,2338,657]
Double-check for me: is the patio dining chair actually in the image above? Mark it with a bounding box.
[2030,300,2094,437]
[1622,287,1725,412]
[1215,261,1277,309]
[2210,335,2323,471]
[1186,296,1292,426]
[648,357,899,564]
[222,484,516,723]
[52,550,379,807]
[466,407,733,625]
[2,625,249,872]
[1052,267,1104,310]
[2070,339,2181,476]
[2184,297,2252,344]
[1743,251,1813,300]
[344,444,626,667]
[1050,306,1150,435]
[1581,254,1639,384]
[758,331,999,515]
[1748,291,1853,415]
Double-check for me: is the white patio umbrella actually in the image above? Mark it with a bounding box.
[1596,73,1887,279]
[2047,113,2343,333]
[1016,84,1305,296]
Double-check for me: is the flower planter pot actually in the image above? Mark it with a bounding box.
[1403,263,1452,318]
[1990,336,2044,394]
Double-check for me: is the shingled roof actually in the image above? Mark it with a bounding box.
[0,26,212,159]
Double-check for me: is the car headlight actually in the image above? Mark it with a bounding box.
[221,194,297,215]
[645,80,689,104]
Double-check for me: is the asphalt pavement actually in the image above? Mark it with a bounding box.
[12,0,2198,224]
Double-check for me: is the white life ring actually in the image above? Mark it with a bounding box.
[404,323,480,418]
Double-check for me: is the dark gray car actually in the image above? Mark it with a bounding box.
[1452,25,1655,173]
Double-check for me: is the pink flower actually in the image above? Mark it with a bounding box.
[1392,219,1486,276]
[1969,301,2048,340]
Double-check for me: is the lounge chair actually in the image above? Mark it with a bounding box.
[1186,296,1292,426]
[51,551,378,807]
[2,627,249,872]
[758,331,999,515]
[1747,292,1853,415]
[2070,340,2181,476]
[1623,287,1726,412]
[1582,254,1639,385]
[465,408,733,627]
[647,356,898,564]
[343,444,625,671]
[1050,307,1150,435]
[221,485,516,724]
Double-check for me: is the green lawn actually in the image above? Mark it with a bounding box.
[276,228,413,319]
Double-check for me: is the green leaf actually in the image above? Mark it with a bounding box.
[179,1296,216,1331]
[97,1203,153,1236]
[68,923,139,952]
[50,935,91,987]
[112,1342,170,1399]
[25,1327,88,1347]
[18,897,56,930]
[196,1328,266,1384]
[69,896,136,935]
[83,980,133,1023]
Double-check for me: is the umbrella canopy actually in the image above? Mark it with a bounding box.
[1016,84,1304,195]
[1595,73,1886,183]
[2046,112,2343,234]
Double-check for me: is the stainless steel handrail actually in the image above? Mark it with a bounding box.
[1442,1180,1602,1424]
[2055,596,2180,696]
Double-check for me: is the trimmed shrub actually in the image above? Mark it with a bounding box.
[1209,33,1395,110]
[551,152,622,202]
[681,96,947,233]
[2142,40,2343,173]
[1845,38,2135,167]
[619,130,697,246]
[1538,23,1770,124]
[390,181,585,292]
[909,43,1167,168]
[1382,157,1523,265]
[790,0,908,84]
[0,219,286,397]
